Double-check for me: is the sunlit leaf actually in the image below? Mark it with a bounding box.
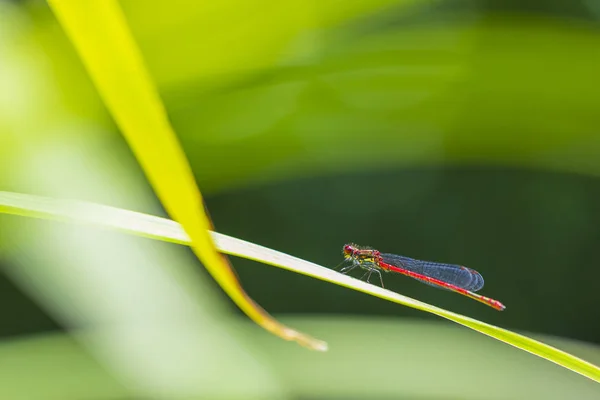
[46,0,325,350]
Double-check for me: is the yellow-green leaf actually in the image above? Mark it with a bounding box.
[46,0,325,351]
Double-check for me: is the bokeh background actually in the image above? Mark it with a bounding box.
[2,0,600,398]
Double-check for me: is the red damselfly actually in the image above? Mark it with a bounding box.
[338,243,505,311]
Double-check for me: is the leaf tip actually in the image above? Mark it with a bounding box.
[278,326,328,351]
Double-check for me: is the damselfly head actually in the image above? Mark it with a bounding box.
[343,243,357,258]
[343,243,380,261]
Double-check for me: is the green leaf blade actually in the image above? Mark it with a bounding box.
[1,190,599,383]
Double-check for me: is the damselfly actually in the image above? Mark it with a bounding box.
[338,243,505,311]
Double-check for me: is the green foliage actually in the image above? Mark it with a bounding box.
[3,0,600,398]
[1,318,599,399]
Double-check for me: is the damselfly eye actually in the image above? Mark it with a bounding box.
[343,244,355,256]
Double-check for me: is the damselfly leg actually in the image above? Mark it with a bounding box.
[359,267,384,288]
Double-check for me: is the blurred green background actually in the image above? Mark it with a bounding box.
[2,0,600,398]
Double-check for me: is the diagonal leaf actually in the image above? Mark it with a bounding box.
[0,191,599,383]
[46,0,324,350]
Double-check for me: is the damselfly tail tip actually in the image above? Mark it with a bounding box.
[492,300,506,311]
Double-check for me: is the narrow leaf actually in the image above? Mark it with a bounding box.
[46,0,324,350]
[0,191,599,383]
